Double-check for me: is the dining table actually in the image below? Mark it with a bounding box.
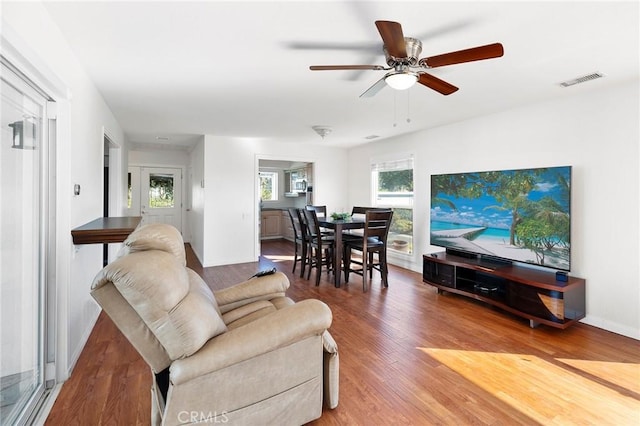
[317,216,366,287]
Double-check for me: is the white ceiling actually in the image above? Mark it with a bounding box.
[41,1,639,149]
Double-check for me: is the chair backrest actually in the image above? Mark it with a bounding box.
[294,208,310,241]
[302,207,322,240]
[364,210,394,244]
[350,206,368,221]
[351,206,391,214]
[351,206,371,215]
[117,222,186,265]
[91,223,228,373]
[306,205,327,218]
[287,207,304,241]
[351,206,387,221]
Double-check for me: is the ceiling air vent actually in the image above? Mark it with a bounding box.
[559,72,605,87]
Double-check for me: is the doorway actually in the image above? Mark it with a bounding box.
[256,158,314,256]
[102,136,114,266]
[128,166,183,233]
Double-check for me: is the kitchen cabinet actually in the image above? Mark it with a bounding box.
[260,210,282,239]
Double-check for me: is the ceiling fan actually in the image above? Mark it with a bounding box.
[310,20,504,97]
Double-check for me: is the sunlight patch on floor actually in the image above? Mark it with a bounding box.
[262,254,294,263]
[556,358,640,395]
[420,348,640,425]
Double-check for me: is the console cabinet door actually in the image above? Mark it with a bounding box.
[507,284,564,323]
[423,258,455,288]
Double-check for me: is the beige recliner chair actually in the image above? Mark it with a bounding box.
[90,223,339,425]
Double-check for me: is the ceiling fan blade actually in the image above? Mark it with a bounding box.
[359,77,387,98]
[375,20,407,58]
[310,65,386,71]
[418,73,459,95]
[343,54,384,81]
[422,43,504,68]
[285,41,380,52]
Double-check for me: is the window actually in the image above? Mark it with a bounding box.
[372,156,414,254]
[259,171,278,201]
[148,173,175,208]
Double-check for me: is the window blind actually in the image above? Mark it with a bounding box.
[371,156,414,172]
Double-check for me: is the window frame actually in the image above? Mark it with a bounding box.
[371,155,415,255]
[259,171,279,202]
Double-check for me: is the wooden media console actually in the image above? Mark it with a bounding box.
[422,252,585,329]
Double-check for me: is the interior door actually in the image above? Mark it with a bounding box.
[139,167,183,232]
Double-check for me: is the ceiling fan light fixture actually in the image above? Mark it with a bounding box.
[385,71,418,90]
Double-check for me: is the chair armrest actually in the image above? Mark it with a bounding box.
[322,330,340,409]
[214,271,290,313]
[170,299,331,385]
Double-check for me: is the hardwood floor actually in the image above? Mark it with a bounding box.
[46,240,640,425]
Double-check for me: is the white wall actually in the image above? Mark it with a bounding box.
[199,136,348,266]
[129,147,190,167]
[347,81,640,339]
[189,139,206,263]
[3,3,127,378]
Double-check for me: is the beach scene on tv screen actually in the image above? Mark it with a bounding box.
[430,166,571,270]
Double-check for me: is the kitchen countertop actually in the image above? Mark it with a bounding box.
[261,207,295,211]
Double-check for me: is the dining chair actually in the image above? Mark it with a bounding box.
[302,208,335,286]
[306,205,333,236]
[288,207,307,278]
[342,209,394,292]
[343,206,387,240]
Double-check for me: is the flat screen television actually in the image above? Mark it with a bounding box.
[430,166,571,271]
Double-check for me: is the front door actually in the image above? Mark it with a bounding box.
[128,166,183,232]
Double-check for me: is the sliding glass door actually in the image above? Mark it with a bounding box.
[0,60,53,425]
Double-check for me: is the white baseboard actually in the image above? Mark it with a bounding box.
[581,315,640,341]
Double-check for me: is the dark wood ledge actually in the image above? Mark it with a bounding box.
[71,216,141,245]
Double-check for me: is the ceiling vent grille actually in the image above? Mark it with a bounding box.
[559,72,605,87]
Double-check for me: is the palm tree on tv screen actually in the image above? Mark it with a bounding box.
[482,169,544,245]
